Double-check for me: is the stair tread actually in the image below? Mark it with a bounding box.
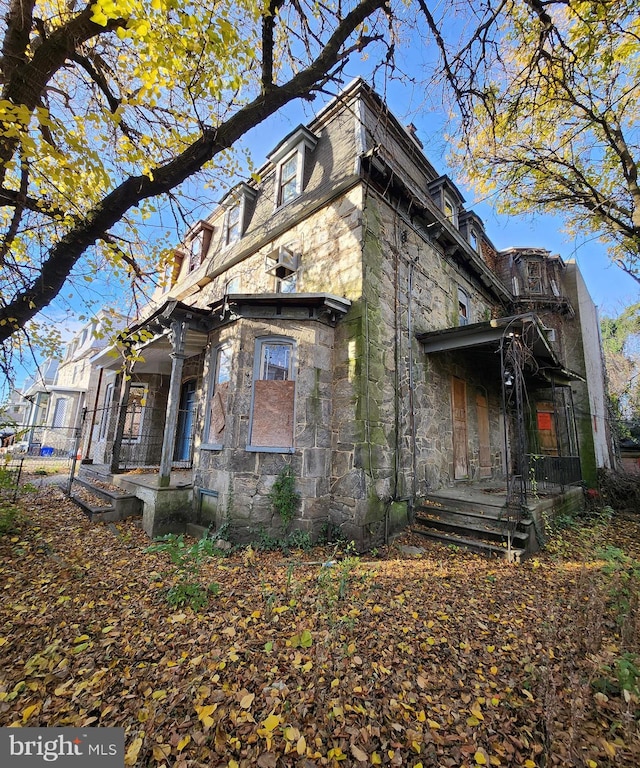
[415,516,529,541]
[413,528,525,558]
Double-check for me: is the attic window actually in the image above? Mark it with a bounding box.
[225,202,241,245]
[186,221,213,273]
[444,195,458,227]
[470,229,480,252]
[527,261,543,294]
[222,183,256,246]
[268,125,318,209]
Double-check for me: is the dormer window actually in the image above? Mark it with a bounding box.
[226,202,241,245]
[444,196,458,227]
[268,125,318,209]
[527,261,543,294]
[470,229,479,252]
[186,220,213,273]
[428,175,465,231]
[222,183,256,246]
[278,153,299,206]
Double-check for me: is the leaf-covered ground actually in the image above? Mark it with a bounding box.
[1,488,639,767]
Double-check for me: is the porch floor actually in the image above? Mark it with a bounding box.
[425,479,579,511]
[77,463,193,490]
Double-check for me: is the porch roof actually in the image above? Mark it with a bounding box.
[209,293,352,326]
[417,313,584,386]
[91,300,212,373]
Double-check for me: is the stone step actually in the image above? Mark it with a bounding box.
[413,526,525,563]
[420,493,510,518]
[414,512,529,546]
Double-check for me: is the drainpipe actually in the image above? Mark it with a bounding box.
[159,320,188,487]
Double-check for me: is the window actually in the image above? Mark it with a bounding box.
[123,384,147,442]
[268,125,318,210]
[249,338,296,450]
[458,287,470,326]
[186,221,213,273]
[444,196,458,227]
[276,270,297,293]
[52,398,67,428]
[278,152,300,206]
[470,229,479,252]
[527,261,543,293]
[225,276,241,294]
[99,382,114,440]
[225,202,241,246]
[205,346,231,447]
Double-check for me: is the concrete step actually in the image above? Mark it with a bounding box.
[70,476,142,522]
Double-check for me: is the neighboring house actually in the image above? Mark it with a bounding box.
[10,312,124,458]
[79,79,614,552]
[0,389,31,448]
[18,358,59,455]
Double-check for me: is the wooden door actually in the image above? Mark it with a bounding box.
[476,392,492,478]
[536,402,558,456]
[452,377,468,479]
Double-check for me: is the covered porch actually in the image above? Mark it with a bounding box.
[416,313,585,559]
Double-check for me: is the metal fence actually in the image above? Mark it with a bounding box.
[0,458,24,502]
[524,454,582,492]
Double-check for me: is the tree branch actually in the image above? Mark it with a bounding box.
[0,0,388,342]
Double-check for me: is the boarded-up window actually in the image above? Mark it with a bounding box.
[250,340,295,448]
[207,346,231,445]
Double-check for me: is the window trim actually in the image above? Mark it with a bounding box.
[201,343,232,451]
[247,335,296,453]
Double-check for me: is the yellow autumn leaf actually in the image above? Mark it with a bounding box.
[586,761,598,768]
[22,704,38,722]
[427,719,440,729]
[239,693,255,709]
[523,760,536,768]
[124,736,143,767]
[471,701,484,721]
[196,704,217,728]
[467,716,481,726]
[296,735,306,755]
[371,753,382,765]
[177,734,191,751]
[601,739,616,757]
[475,750,487,765]
[261,713,281,732]
[152,744,171,761]
[0,638,7,646]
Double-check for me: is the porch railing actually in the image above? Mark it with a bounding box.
[524,454,582,493]
[81,403,196,471]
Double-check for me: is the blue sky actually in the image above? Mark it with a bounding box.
[8,26,639,388]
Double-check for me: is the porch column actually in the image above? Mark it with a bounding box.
[110,370,131,473]
[159,320,188,487]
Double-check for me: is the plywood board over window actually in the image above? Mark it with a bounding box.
[251,380,295,447]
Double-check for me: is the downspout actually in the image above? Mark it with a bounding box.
[407,253,418,522]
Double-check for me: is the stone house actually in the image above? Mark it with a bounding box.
[78,79,613,553]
